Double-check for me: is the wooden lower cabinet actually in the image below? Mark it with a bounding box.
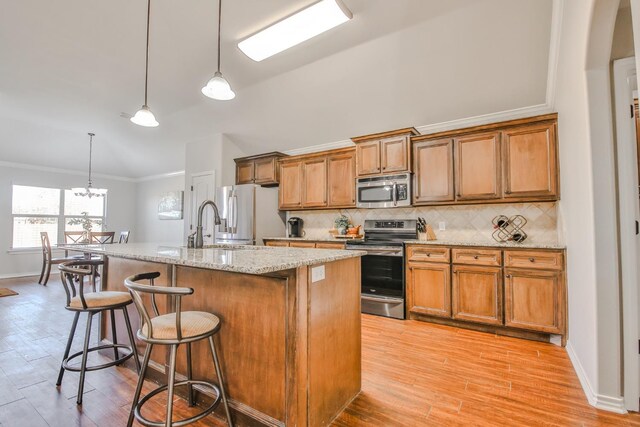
[504,268,564,334]
[265,240,289,247]
[407,262,451,318]
[290,241,317,248]
[264,239,346,249]
[452,265,503,325]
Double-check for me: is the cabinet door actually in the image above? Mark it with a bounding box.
[315,242,346,249]
[503,123,558,199]
[380,136,409,173]
[327,152,356,207]
[290,241,316,248]
[356,140,381,176]
[407,262,451,318]
[452,265,503,325]
[413,139,454,203]
[236,161,254,184]
[265,240,289,247]
[302,157,328,208]
[254,157,277,185]
[504,268,563,333]
[279,161,303,209]
[454,132,501,201]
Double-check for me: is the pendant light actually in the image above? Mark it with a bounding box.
[202,0,235,100]
[131,0,159,127]
[71,133,108,198]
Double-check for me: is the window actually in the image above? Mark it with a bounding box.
[11,185,106,249]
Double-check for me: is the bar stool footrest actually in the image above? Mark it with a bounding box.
[62,343,136,373]
[134,380,222,427]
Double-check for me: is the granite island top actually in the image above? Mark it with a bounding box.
[59,243,366,275]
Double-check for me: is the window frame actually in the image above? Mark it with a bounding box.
[10,184,107,250]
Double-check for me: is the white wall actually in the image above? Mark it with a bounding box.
[134,174,185,243]
[0,163,136,277]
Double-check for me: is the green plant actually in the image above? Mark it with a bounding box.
[67,212,102,241]
[334,215,350,230]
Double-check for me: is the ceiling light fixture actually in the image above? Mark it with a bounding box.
[202,0,235,100]
[238,0,352,62]
[131,0,159,127]
[71,133,107,198]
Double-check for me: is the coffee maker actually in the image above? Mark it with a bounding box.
[287,217,303,238]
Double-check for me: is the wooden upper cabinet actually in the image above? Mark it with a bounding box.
[279,161,303,209]
[302,157,328,208]
[327,151,356,208]
[452,265,503,325]
[236,161,255,185]
[355,141,381,176]
[454,132,501,201]
[235,152,285,186]
[380,136,410,173]
[502,123,558,199]
[413,139,454,204]
[352,128,418,177]
[504,268,564,334]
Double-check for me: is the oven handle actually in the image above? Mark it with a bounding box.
[359,249,403,257]
[362,294,404,304]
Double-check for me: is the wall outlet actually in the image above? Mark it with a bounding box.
[311,265,325,283]
[438,221,446,231]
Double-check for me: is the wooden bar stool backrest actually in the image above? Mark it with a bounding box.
[89,231,115,244]
[40,232,53,262]
[64,231,86,244]
[124,273,194,342]
[58,259,102,310]
[118,231,130,244]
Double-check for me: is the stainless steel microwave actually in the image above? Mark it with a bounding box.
[356,173,411,208]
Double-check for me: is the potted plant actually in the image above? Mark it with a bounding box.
[334,215,350,235]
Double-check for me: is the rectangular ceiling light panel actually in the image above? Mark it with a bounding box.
[238,0,352,62]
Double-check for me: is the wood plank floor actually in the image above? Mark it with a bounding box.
[0,276,638,426]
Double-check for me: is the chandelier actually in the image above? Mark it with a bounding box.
[71,133,107,198]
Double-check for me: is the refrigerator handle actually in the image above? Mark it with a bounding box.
[231,194,238,232]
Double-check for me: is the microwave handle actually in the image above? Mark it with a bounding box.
[392,182,397,207]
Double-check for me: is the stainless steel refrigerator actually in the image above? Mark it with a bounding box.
[214,184,285,245]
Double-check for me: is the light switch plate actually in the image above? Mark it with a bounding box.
[311,265,325,283]
[438,221,446,231]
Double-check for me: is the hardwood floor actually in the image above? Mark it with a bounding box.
[0,275,638,426]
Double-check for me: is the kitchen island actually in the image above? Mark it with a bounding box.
[60,243,364,427]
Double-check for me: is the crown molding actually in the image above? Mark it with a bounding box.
[283,139,354,156]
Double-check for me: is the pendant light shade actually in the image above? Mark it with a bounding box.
[132,0,159,127]
[130,105,159,127]
[202,0,235,100]
[71,133,108,198]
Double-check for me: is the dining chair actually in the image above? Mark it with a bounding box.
[118,231,130,244]
[64,231,87,256]
[38,232,84,286]
[88,231,115,244]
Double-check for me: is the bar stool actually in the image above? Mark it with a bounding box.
[125,272,233,427]
[57,259,140,405]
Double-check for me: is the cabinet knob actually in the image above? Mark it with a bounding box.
[506,274,512,278]
[473,255,479,260]
[529,258,535,263]
[456,193,461,197]
[426,253,431,257]
[505,190,511,194]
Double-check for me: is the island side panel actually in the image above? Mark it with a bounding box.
[308,257,362,426]
[174,266,288,425]
[103,256,171,368]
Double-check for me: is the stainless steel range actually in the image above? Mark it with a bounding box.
[346,219,417,320]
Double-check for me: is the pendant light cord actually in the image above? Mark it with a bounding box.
[217,0,222,72]
[144,0,151,106]
[87,133,95,188]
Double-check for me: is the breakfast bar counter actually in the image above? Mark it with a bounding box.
[61,243,364,427]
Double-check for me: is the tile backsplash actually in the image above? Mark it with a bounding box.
[286,202,558,244]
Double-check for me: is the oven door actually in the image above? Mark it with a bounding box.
[356,175,410,208]
[359,248,405,319]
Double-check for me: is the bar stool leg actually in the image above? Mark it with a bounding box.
[186,343,195,407]
[165,344,178,427]
[122,308,141,373]
[110,309,119,362]
[56,311,80,386]
[127,343,153,427]
[77,312,93,405]
[208,336,233,427]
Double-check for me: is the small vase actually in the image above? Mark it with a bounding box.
[338,227,347,235]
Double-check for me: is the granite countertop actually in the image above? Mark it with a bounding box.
[59,243,365,275]
[263,237,363,242]
[403,239,566,250]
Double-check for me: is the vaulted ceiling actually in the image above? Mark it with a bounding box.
[0,0,553,178]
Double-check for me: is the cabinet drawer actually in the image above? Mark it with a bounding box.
[315,242,345,250]
[265,241,290,247]
[452,248,502,266]
[504,250,563,270]
[289,242,317,248]
[407,246,450,263]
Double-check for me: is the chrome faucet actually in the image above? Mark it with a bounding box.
[195,200,221,249]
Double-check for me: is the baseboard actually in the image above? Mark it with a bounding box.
[565,341,627,414]
[0,271,41,280]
